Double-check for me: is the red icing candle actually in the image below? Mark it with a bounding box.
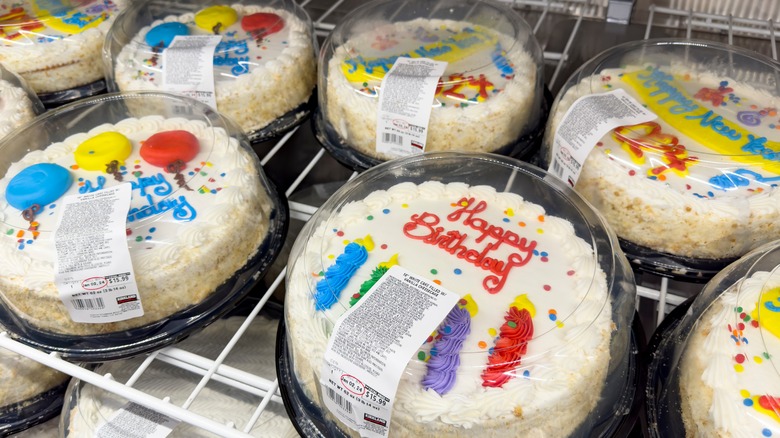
[140,131,200,169]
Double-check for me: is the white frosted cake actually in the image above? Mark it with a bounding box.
[0,0,126,94]
[548,65,780,260]
[286,181,613,436]
[0,115,273,336]
[0,78,35,138]
[113,4,316,136]
[680,270,780,437]
[0,341,67,409]
[324,18,540,160]
[66,316,297,437]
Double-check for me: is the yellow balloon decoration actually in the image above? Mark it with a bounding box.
[74,132,132,171]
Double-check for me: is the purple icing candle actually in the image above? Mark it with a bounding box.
[422,306,471,395]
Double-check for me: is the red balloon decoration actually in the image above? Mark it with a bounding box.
[140,130,200,169]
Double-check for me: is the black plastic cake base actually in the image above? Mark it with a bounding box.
[641,295,695,438]
[247,92,316,144]
[0,378,70,436]
[313,88,552,173]
[38,80,108,109]
[0,181,289,363]
[276,312,643,438]
[620,238,739,283]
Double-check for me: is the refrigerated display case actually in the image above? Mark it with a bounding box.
[1,1,778,436]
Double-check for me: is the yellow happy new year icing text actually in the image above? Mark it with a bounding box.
[621,68,780,174]
[340,26,497,83]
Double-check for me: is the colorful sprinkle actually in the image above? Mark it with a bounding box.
[735,364,744,372]
[744,398,754,407]
[418,351,426,360]
[433,280,442,285]
[430,269,438,275]
[518,221,526,227]
[402,203,408,208]
[135,236,143,242]
[543,285,551,291]
[755,356,764,364]
[488,328,497,337]
[763,428,772,437]
[454,268,462,275]
[537,215,545,222]
[735,354,745,364]
[507,321,517,328]
[382,209,390,214]
[567,270,575,276]
[367,215,374,220]
[478,341,487,349]
[536,229,544,234]
[381,244,388,250]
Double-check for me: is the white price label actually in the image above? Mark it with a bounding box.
[95,402,179,438]
[162,35,222,110]
[54,184,142,323]
[376,57,448,158]
[549,89,657,186]
[320,266,459,438]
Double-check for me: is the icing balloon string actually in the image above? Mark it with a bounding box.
[21,203,41,224]
[105,160,123,182]
[167,159,193,191]
[212,22,223,35]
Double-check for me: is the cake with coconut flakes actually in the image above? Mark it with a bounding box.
[111,3,316,138]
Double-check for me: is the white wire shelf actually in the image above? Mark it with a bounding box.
[5,1,780,437]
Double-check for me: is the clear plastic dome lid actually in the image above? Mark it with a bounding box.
[0,324,69,436]
[0,0,126,97]
[0,91,287,361]
[648,240,780,437]
[542,39,780,278]
[283,153,636,436]
[0,62,43,139]
[314,0,546,170]
[105,0,317,142]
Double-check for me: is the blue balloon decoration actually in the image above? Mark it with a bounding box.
[6,163,72,211]
[145,22,190,48]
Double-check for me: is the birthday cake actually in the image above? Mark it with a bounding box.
[545,46,780,261]
[66,315,297,437]
[0,115,273,336]
[0,78,36,138]
[321,16,542,162]
[679,270,780,437]
[0,339,67,410]
[0,0,126,94]
[111,3,316,137]
[285,180,615,436]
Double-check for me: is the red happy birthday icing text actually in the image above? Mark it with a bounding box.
[402,197,537,294]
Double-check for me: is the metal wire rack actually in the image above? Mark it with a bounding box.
[3,1,780,436]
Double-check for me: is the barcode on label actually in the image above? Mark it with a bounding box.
[72,297,105,310]
[326,387,353,414]
[382,133,402,146]
[551,159,563,177]
[173,105,193,115]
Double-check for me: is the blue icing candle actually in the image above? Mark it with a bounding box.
[6,163,72,211]
[145,22,190,48]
